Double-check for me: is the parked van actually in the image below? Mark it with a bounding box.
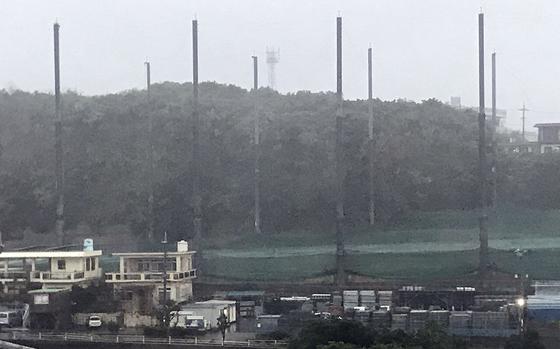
[0,311,22,327]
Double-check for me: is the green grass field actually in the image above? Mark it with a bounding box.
[197,207,560,282]
[201,248,560,282]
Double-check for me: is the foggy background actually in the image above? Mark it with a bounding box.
[1,0,559,131]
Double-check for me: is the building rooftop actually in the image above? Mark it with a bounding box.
[534,123,560,128]
[0,250,102,259]
[28,288,70,294]
[181,300,236,309]
[112,251,195,257]
[224,291,265,297]
[197,300,236,305]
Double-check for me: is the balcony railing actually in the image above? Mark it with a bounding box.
[105,269,197,283]
[30,271,87,283]
[0,271,28,281]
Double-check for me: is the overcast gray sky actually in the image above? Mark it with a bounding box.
[1,0,559,130]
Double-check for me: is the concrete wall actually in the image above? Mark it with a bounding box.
[50,258,84,273]
[123,313,157,327]
[48,257,101,280]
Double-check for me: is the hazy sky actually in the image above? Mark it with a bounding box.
[2,0,559,131]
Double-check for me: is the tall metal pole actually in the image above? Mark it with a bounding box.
[252,56,262,234]
[368,47,375,226]
[478,12,489,274]
[145,61,155,243]
[490,53,497,211]
[161,231,169,326]
[145,61,151,90]
[53,22,65,246]
[335,16,346,286]
[519,104,528,141]
[192,20,202,250]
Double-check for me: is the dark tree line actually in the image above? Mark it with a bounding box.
[0,83,556,241]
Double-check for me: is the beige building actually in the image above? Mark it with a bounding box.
[105,240,196,317]
[0,249,103,293]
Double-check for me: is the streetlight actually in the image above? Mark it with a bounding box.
[516,297,526,333]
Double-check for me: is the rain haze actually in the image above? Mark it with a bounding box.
[4,0,560,345]
[2,0,560,130]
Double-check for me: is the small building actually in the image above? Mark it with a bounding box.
[527,280,560,322]
[535,123,560,153]
[28,288,72,330]
[105,240,196,316]
[176,300,237,330]
[256,314,282,334]
[214,290,265,317]
[0,245,103,293]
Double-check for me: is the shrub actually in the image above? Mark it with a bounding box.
[107,321,119,333]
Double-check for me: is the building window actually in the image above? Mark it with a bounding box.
[91,257,96,271]
[158,287,172,302]
[85,258,91,271]
[138,262,150,272]
[34,294,49,305]
[57,260,66,270]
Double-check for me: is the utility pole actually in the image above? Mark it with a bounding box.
[53,22,65,246]
[477,12,489,275]
[519,104,529,141]
[368,46,375,226]
[191,19,202,252]
[252,56,262,234]
[335,16,346,287]
[490,52,497,211]
[161,231,169,327]
[145,61,155,243]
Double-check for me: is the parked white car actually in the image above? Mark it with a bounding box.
[88,315,102,328]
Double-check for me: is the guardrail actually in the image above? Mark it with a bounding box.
[0,331,287,347]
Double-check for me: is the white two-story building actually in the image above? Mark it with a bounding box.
[0,243,103,294]
[105,240,196,316]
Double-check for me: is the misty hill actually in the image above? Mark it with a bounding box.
[0,82,557,244]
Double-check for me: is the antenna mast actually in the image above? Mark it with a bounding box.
[266,48,279,90]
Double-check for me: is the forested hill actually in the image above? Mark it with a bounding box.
[0,82,555,242]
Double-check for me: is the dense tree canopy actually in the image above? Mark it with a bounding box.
[0,83,555,241]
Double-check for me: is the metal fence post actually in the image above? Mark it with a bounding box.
[142,335,145,344]
[39,332,42,340]
[195,336,198,345]
[116,335,119,343]
[168,336,171,344]
[64,333,67,341]
[247,339,251,347]
[12,332,15,340]
[90,334,93,342]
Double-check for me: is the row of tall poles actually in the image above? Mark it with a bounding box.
[51,13,499,284]
[333,12,500,285]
